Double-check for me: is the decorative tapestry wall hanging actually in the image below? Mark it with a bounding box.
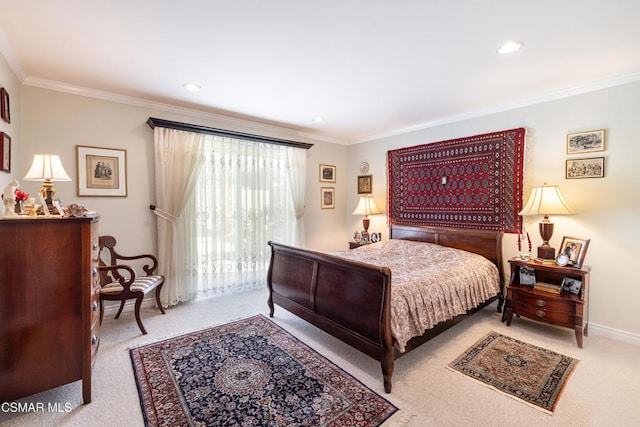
[388,128,525,233]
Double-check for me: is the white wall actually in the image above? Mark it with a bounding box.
[0,53,21,198]
[346,81,640,341]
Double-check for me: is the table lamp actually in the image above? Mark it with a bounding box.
[23,154,72,208]
[352,196,381,241]
[519,183,575,261]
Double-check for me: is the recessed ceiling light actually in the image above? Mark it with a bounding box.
[496,40,524,55]
[313,117,325,123]
[183,83,201,92]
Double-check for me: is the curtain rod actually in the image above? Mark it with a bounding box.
[146,117,314,150]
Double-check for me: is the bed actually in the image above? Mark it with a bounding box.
[267,223,504,393]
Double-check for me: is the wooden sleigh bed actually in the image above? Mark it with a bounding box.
[267,223,504,393]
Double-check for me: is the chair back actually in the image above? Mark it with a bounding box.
[98,235,118,284]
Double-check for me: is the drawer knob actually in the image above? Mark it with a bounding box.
[92,242,98,251]
[536,299,545,307]
[535,309,546,318]
[92,301,98,312]
[92,334,99,345]
[92,268,98,278]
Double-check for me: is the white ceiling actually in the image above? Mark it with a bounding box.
[1,0,639,144]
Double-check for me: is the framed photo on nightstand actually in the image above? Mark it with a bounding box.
[562,276,582,295]
[519,266,536,286]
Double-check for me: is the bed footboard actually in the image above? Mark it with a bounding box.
[267,241,395,392]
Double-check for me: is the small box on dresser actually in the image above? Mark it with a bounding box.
[0,216,100,404]
[505,257,590,348]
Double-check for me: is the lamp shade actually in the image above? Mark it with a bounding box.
[23,154,72,182]
[519,185,575,216]
[352,196,381,216]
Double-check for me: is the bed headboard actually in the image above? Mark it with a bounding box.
[390,223,504,283]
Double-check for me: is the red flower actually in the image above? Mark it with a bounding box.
[14,189,29,202]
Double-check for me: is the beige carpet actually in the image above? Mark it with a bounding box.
[2,286,640,426]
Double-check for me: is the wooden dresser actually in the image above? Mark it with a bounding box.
[0,216,100,404]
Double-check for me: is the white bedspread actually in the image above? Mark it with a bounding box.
[332,239,500,352]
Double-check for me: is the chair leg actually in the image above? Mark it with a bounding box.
[134,294,148,335]
[155,284,166,314]
[114,300,125,319]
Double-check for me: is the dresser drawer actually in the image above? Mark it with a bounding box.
[90,327,100,361]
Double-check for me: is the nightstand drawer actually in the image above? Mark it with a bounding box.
[510,290,576,312]
[511,301,576,325]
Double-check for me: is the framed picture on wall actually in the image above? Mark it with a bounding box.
[76,145,128,196]
[0,132,10,173]
[1,88,10,124]
[357,175,372,194]
[319,164,336,183]
[320,187,335,209]
[566,157,604,179]
[566,129,605,154]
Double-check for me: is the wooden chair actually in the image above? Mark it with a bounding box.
[98,236,166,334]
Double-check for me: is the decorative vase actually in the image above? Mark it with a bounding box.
[14,201,24,214]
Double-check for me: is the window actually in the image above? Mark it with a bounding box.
[181,135,305,298]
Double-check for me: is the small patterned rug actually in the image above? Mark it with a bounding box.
[447,331,578,413]
[130,314,397,426]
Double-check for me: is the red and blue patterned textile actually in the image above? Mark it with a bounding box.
[388,128,525,233]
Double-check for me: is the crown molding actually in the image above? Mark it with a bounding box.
[21,76,346,146]
[350,72,640,144]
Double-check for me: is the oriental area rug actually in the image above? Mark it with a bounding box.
[447,331,578,413]
[130,314,397,426]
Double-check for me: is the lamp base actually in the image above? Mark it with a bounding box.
[537,245,556,260]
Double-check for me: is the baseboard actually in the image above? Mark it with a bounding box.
[588,322,640,346]
[102,298,158,317]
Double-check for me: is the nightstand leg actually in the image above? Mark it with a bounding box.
[575,325,583,348]
[505,308,513,326]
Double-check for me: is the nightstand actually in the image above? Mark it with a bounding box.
[349,241,365,249]
[505,258,590,348]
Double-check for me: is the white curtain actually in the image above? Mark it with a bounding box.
[286,147,307,247]
[153,127,205,307]
[177,135,307,300]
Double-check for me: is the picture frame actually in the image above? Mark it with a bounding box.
[37,193,51,217]
[566,129,605,154]
[320,187,335,209]
[319,164,336,183]
[561,276,583,295]
[357,175,372,194]
[0,132,10,173]
[353,231,362,243]
[52,199,64,216]
[566,157,604,179]
[76,145,128,197]
[1,87,10,124]
[519,266,536,286]
[559,236,590,268]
